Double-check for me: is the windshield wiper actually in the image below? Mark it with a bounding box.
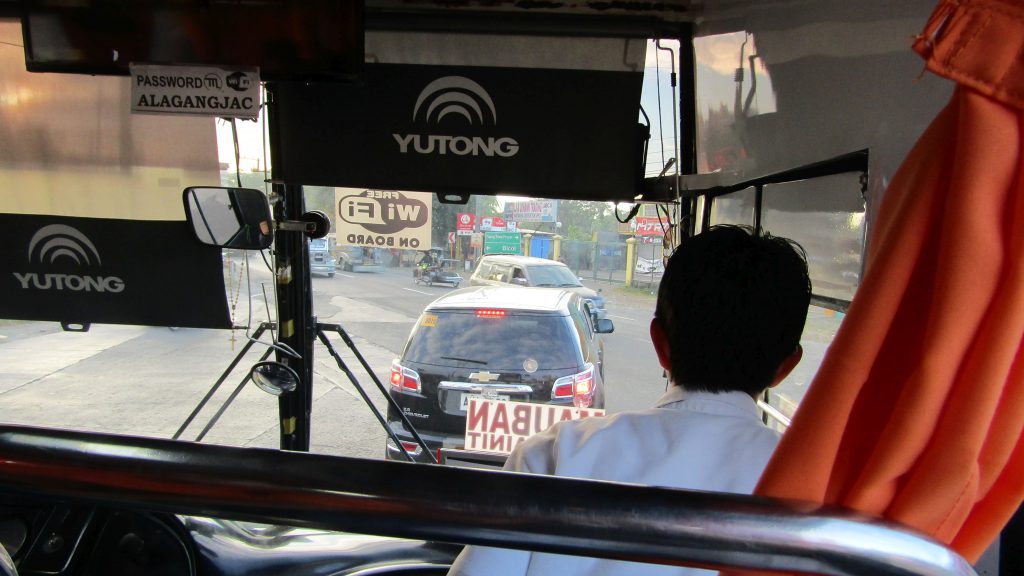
[535,283,557,287]
[440,356,488,365]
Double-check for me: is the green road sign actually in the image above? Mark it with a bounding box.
[483,232,522,255]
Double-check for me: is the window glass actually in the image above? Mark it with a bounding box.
[527,265,581,287]
[404,311,579,370]
[767,304,844,428]
[0,22,853,464]
[494,264,512,282]
[568,304,592,360]
[708,187,756,227]
[0,19,280,447]
[0,20,217,220]
[692,32,777,175]
[762,173,866,303]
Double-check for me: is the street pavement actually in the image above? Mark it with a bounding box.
[0,253,663,461]
[0,303,403,460]
[0,257,832,459]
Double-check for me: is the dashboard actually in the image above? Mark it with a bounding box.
[0,496,456,576]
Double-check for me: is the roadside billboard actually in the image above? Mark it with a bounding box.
[504,199,558,223]
[334,188,432,249]
[634,216,667,236]
[480,216,507,231]
[456,213,475,236]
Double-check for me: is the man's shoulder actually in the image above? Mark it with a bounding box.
[509,400,779,488]
[531,406,670,442]
[509,408,680,471]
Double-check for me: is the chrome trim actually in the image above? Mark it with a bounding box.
[757,400,792,428]
[468,371,500,382]
[0,545,13,576]
[0,425,978,576]
[348,563,453,576]
[386,438,423,457]
[438,381,534,394]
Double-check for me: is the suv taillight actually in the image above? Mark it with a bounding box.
[551,364,596,407]
[390,360,421,393]
[386,438,423,458]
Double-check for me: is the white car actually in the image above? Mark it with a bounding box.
[469,254,607,319]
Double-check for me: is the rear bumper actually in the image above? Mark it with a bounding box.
[384,421,462,464]
[311,264,336,275]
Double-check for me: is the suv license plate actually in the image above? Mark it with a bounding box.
[460,393,509,411]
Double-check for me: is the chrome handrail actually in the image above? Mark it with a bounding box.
[0,425,976,576]
[758,399,793,428]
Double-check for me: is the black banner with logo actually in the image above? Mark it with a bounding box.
[270,64,645,202]
[0,214,231,329]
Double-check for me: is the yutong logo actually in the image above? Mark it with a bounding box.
[393,76,519,158]
[13,225,125,293]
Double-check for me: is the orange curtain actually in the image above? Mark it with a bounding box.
[754,0,1024,563]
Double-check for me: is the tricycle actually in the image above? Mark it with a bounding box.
[414,265,462,288]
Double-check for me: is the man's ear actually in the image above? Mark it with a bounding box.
[649,317,672,373]
[768,345,803,388]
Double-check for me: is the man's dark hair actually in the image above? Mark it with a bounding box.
[655,225,811,396]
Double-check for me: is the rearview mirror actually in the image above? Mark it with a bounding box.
[594,318,615,334]
[183,187,273,250]
[250,361,299,396]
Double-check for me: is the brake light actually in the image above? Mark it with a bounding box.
[552,380,573,398]
[552,364,596,407]
[386,438,423,457]
[476,309,506,318]
[390,360,421,393]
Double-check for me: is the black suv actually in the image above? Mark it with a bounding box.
[386,286,614,462]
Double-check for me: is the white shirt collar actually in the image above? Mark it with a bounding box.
[653,385,761,420]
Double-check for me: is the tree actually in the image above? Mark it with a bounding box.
[555,200,627,241]
[431,199,461,249]
[220,170,269,191]
[302,186,336,226]
[430,194,501,247]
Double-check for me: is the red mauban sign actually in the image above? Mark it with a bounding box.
[464,398,605,454]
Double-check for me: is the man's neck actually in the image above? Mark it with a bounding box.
[674,383,764,401]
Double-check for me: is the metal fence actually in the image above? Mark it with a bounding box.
[557,239,664,287]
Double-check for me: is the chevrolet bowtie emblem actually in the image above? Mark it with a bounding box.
[469,371,500,383]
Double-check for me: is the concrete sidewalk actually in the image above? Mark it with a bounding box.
[0,319,400,460]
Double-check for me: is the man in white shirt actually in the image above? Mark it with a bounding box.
[448,225,812,576]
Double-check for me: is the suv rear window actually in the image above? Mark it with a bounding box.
[404,310,579,370]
